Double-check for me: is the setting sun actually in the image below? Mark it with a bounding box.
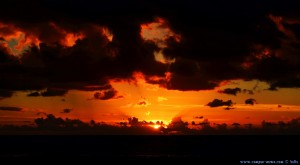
[152,125,161,129]
[0,0,299,136]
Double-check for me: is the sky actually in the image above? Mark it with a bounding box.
[0,0,300,127]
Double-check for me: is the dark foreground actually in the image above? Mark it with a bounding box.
[0,135,299,164]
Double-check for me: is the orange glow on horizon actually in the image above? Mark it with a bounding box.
[152,124,161,129]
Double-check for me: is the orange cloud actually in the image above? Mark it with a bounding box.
[140,17,181,48]
[0,22,40,56]
[14,34,40,51]
[140,18,180,64]
[49,22,85,47]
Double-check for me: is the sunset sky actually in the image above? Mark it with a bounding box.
[1,0,300,127]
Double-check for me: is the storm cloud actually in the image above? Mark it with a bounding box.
[0,0,300,99]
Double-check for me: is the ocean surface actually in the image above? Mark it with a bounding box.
[0,135,299,163]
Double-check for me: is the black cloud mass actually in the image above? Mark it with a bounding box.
[0,0,300,99]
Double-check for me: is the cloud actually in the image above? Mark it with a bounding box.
[0,106,22,111]
[0,0,300,96]
[245,98,257,105]
[207,99,233,108]
[218,87,255,96]
[218,88,242,96]
[157,96,168,102]
[135,99,151,107]
[61,108,72,113]
[93,87,122,100]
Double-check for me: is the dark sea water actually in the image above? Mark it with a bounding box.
[0,135,299,164]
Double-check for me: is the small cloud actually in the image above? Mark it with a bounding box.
[134,98,151,108]
[93,88,123,100]
[61,108,72,113]
[157,96,168,102]
[206,99,233,107]
[218,87,254,96]
[218,87,241,96]
[224,107,235,110]
[0,106,22,111]
[137,101,147,105]
[245,98,257,105]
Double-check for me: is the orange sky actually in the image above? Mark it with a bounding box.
[1,18,300,127]
[1,78,300,126]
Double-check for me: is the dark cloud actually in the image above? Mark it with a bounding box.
[0,0,300,96]
[224,107,235,110]
[218,87,255,96]
[207,99,233,108]
[218,88,242,96]
[61,108,71,113]
[94,89,120,100]
[0,106,22,111]
[245,98,257,105]
[137,101,147,106]
[134,97,151,107]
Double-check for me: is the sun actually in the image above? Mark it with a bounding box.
[152,125,161,129]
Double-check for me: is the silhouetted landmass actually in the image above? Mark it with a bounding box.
[0,114,299,135]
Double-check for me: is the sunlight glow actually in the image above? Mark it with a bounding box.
[152,125,160,129]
